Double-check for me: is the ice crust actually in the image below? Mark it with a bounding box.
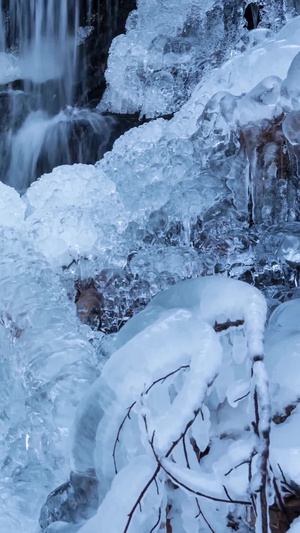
[2,3,300,533]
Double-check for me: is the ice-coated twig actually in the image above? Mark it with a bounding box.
[145,413,251,506]
[144,365,190,395]
[234,391,250,403]
[181,424,215,533]
[182,434,190,469]
[270,465,290,526]
[123,409,196,533]
[113,401,136,474]
[225,459,251,477]
[157,457,251,505]
[250,358,272,533]
[113,365,190,473]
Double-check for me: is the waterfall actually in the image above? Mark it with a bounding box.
[0,4,5,52]
[0,0,120,192]
[4,0,80,108]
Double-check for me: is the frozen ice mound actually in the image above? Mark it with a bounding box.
[0,231,100,532]
[0,181,25,228]
[24,164,128,268]
[19,15,300,299]
[265,299,300,412]
[99,0,298,118]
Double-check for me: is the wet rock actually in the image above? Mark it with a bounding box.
[39,471,99,531]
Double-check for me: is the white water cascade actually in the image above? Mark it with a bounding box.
[6,0,80,106]
[0,0,112,192]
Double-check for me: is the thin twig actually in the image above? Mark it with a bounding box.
[222,485,233,502]
[195,499,215,533]
[277,463,295,494]
[270,465,290,526]
[113,365,190,473]
[113,401,136,474]
[225,459,250,477]
[123,411,199,533]
[182,434,190,469]
[234,391,250,403]
[144,365,190,395]
[147,416,251,506]
[124,465,161,533]
[149,507,162,533]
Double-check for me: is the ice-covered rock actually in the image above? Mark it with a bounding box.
[100,1,299,118]
[282,110,300,145]
[0,181,25,228]
[24,164,127,268]
[281,51,300,112]
[0,232,101,532]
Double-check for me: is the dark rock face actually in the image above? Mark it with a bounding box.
[76,0,137,107]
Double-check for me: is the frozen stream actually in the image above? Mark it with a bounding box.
[1,1,300,532]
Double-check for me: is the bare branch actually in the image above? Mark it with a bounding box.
[144,365,190,395]
[113,365,190,473]
[147,415,251,506]
[149,507,162,533]
[182,434,190,469]
[225,459,250,477]
[213,319,244,333]
[113,401,136,474]
[124,464,161,533]
[234,391,250,403]
[195,499,215,533]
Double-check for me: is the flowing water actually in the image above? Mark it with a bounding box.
[0,0,114,192]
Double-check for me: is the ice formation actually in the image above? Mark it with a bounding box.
[100,0,299,118]
[1,1,300,532]
[73,276,273,533]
